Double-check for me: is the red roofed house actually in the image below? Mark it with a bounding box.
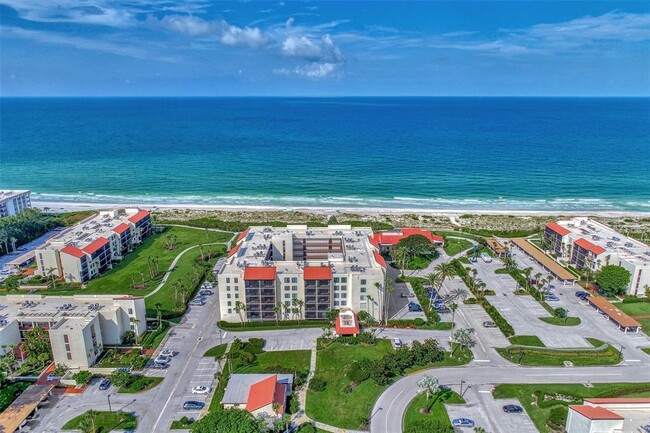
[572,238,607,271]
[222,373,293,419]
[543,221,571,256]
[371,228,444,253]
[335,310,360,336]
[566,397,650,433]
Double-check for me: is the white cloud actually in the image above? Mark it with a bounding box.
[295,62,338,78]
[285,17,294,28]
[282,34,342,63]
[219,23,267,47]
[157,15,216,36]
[153,15,268,47]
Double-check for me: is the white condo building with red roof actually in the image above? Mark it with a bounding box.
[35,209,152,283]
[544,217,650,296]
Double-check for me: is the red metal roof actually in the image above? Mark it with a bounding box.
[272,382,286,414]
[335,312,360,335]
[368,235,380,249]
[246,375,277,412]
[113,223,130,235]
[228,244,240,258]
[60,245,85,259]
[569,405,623,420]
[574,238,606,255]
[373,251,387,268]
[128,210,150,224]
[236,229,250,243]
[303,266,333,280]
[545,222,570,236]
[585,398,650,404]
[243,266,276,281]
[82,237,109,254]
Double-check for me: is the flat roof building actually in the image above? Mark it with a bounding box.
[566,398,650,433]
[545,217,650,296]
[0,294,146,369]
[0,190,31,218]
[214,225,387,322]
[34,209,152,283]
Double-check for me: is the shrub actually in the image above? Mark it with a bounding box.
[244,338,265,354]
[309,377,327,392]
[296,423,317,433]
[72,370,93,385]
[346,361,370,384]
[288,394,300,414]
[238,351,256,364]
[413,318,425,326]
[547,407,568,430]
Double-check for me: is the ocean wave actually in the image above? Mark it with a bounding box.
[29,191,650,212]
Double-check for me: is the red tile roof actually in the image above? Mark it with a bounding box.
[372,228,443,246]
[368,235,380,249]
[546,222,570,236]
[82,237,109,254]
[585,398,650,405]
[373,251,386,268]
[113,223,130,235]
[574,238,606,255]
[243,266,276,281]
[303,266,333,280]
[335,312,360,335]
[569,405,623,420]
[228,244,240,258]
[236,229,250,243]
[60,244,85,259]
[246,375,277,412]
[128,210,150,224]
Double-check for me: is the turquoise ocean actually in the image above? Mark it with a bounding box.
[1,97,649,212]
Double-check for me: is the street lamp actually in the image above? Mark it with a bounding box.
[460,380,466,396]
[219,329,223,345]
[618,345,625,363]
[107,393,113,413]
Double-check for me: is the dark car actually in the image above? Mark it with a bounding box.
[575,291,590,299]
[99,379,111,390]
[483,321,497,328]
[183,401,205,410]
[408,302,422,312]
[502,404,523,413]
[199,290,213,296]
[151,363,169,370]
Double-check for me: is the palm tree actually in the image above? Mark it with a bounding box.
[434,262,456,285]
[416,374,440,413]
[155,303,163,328]
[451,328,475,356]
[273,302,282,325]
[9,237,17,252]
[522,267,533,292]
[384,280,394,324]
[450,302,458,324]
[392,246,410,275]
[46,267,57,290]
[425,271,443,308]
[366,295,374,317]
[234,301,247,327]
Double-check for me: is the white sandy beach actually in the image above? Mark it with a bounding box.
[32,200,650,218]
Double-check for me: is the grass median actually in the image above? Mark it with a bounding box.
[62,410,138,433]
[443,238,474,256]
[497,338,621,366]
[403,389,465,432]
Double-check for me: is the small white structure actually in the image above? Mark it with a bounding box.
[222,374,292,418]
[566,398,650,433]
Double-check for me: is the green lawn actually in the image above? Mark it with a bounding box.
[204,343,228,358]
[615,302,650,317]
[117,376,163,393]
[404,345,473,374]
[306,340,394,430]
[62,411,138,433]
[497,338,621,366]
[234,349,311,375]
[443,238,474,256]
[637,318,650,337]
[0,382,30,412]
[391,254,439,270]
[403,390,465,432]
[95,348,149,369]
[539,316,582,326]
[643,348,650,355]
[493,383,650,433]
[509,335,545,347]
[140,323,171,350]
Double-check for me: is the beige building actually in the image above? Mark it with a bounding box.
[0,294,146,369]
[0,190,31,218]
[214,225,387,322]
[544,218,650,296]
[35,209,152,283]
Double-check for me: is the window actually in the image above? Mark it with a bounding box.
[334,301,340,306]
[227,286,231,291]
[341,300,347,306]
[291,277,298,283]
[334,277,340,283]
[234,278,239,283]
[360,287,366,293]
[360,295,366,300]
[285,285,290,291]
[228,308,232,314]
[227,301,232,306]
[292,293,298,299]
[334,285,339,291]
[361,279,367,285]
[292,285,298,291]
[235,293,239,299]
[227,294,231,299]
[341,285,347,291]
[285,293,290,299]
[67,352,72,360]
[334,293,340,299]
[284,277,290,283]
[341,277,347,283]
[226,277,231,283]
[128,308,133,314]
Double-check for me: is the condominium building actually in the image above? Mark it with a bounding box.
[35,209,152,283]
[544,217,650,296]
[0,190,31,218]
[0,294,146,369]
[214,225,388,322]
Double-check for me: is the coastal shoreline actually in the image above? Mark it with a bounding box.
[32,200,650,218]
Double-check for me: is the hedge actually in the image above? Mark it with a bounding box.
[622,297,650,304]
[406,278,441,323]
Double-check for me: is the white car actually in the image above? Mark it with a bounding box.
[160,349,175,357]
[393,338,403,349]
[191,386,212,395]
[154,356,171,365]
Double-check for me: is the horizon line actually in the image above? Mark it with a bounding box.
[2,95,649,99]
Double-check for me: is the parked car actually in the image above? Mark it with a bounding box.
[545,295,560,302]
[452,418,475,428]
[154,356,171,365]
[199,290,213,296]
[393,338,403,349]
[437,306,451,314]
[483,321,497,328]
[160,349,175,357]
[408,302,422,312]
[502,404,523,413]
[191,386,212,395]
[189,299,206,306]
[151,363,169,370]
[639,424,650,433]
[575,291,590,299]
[400,292,409,298]
[183,401,205,410]
[99,379,111,390]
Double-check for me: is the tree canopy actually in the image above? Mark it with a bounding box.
[189,408,265,433]
[0,209,60,256]
[595,265,631,297]
[397,235,437,256]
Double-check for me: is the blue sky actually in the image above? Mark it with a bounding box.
[1,1,649,96]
